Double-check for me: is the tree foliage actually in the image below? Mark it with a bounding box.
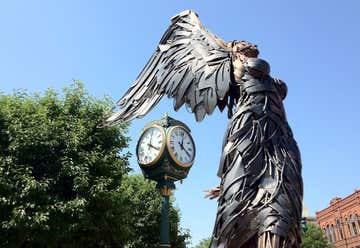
[0,82,190,247]
[301,223,334,248]
[120,175,190,248]
[194,237,211,248]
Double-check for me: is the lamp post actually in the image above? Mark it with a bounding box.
[136,113,196,247]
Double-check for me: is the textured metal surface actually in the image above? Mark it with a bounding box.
[104,10,303,248]
[104,10,233,124]
[211,69,303,248]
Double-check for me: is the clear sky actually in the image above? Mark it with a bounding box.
[1,0,360,246]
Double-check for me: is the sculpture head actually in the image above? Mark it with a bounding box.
[231,41,259,58]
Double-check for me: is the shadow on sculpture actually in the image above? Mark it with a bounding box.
[102,10,303,248]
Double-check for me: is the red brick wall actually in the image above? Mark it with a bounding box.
[316,190,360,248]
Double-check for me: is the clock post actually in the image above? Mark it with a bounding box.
[158,179,175,248]
[136,113,196,248]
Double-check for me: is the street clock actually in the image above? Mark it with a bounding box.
[167,126,195,167]
[137,125,166,166]
[136,113,195,183]
[135,113,195,248]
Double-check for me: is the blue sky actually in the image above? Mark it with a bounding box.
[1,0,360,246]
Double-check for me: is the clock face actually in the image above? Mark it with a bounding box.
[137,126,165,165]
[167,126,195,167]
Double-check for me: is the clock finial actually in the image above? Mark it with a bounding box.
[164,112,169,126]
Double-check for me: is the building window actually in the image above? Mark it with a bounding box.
[350,214,358,235]
[356,214,360,234]
[327,225,333,243]
[337,219,344,240]
[346,218,352,236]
[331,224,336,242]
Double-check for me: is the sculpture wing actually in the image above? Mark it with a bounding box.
[104,10,233,126]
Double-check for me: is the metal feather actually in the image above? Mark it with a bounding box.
[103,10,232,125]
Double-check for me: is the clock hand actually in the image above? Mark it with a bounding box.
[148,143,160,150]
[147,131,158,150]
[177,141,184,150]
[149,130,154,145]
[177,141,191,158]
[183,148,191,158]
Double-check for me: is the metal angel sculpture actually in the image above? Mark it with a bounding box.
[103,10,303,248]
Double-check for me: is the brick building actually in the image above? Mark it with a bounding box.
[316,189,360,248]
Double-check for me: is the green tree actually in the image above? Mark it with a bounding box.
[0,82,190,247]
[194,237,211,248]
[301,223,334,248]
[120,175,190,248]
